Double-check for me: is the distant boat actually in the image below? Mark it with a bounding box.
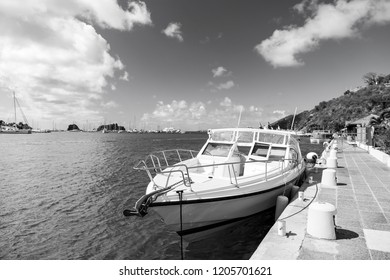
[0,92,32,134]
[0,124,31,134]
[309,130,332,144]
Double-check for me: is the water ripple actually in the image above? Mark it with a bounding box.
[0,132,323,260]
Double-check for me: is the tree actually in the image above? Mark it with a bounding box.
[363,72,377,86]
[369,109,390,128]
[369,109,390,153]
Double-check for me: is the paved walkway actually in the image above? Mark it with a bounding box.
[251,140,390,260]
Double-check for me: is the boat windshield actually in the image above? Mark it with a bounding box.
[202,143,233,157]
[236,131,254,143]
[257,133,285,145]
[288,137,302,160]
[209,130,235,142]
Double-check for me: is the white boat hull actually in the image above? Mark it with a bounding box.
[126,127,307,241]
[149,168,305,236]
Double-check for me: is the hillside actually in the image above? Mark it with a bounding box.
[271,73,390,132]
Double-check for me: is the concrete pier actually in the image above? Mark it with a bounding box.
[251,140,390,260]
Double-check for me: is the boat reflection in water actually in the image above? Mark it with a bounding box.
[124,128,306,241]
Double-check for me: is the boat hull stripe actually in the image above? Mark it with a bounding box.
[150,171,305,207]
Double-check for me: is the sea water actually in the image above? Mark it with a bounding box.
[0,132,323,260]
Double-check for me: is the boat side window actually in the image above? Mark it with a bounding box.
[237,145,251,156]
[251,143,269,158]
[202,143,232,157]
[268,147,286,161]
[289,148,298,165]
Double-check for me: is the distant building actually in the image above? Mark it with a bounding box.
[345,114,378,128]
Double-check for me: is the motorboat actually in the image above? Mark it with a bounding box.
[124,128,306,239]
[309,130,333,144]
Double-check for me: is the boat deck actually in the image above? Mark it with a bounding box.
[251,140,390,260]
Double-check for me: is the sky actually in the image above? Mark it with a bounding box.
[1,0,390,131]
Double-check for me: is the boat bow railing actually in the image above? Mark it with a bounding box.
[134,149,199,189]
[134,148,300,192]
[126,154,300,217]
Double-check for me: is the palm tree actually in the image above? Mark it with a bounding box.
[369,109,390,152]
[368,109,390,128]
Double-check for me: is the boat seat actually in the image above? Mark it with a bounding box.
[243,160,281,177]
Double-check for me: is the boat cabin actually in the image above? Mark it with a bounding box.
[192,128,301,178]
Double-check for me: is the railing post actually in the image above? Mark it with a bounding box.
[231,164,239,188]
[150,155,159,172]
[176,150,182,162]
[162,151,169,167]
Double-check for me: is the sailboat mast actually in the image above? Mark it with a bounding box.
[13,91,16,123]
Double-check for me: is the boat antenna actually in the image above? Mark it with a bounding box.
[237,106,243,128]
[290,107,297,130]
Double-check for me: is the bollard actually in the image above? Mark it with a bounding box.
[275,195,289,221]
[298,191,305,201]
[307,202,337,239]
[326,157,338,169]
[321,169,337,187]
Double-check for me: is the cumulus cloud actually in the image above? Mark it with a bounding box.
[255,0,390,67]
[120,71,130,81]
[273,110,286,117]
[141,97,264,130]
[212,66,227,77]
[0,0,151,125]
[216,80,235,90]
[142,100,205,124]
[101,100,119,108]
[162,22,183,42]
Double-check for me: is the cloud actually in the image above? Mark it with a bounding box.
[101,100,119,108]
[141,97,263,130]
[273,110,286,117]
[255,0,390,67]
[120,71,130,81]
[216,80,235,90]
[212,66,228,77]
[0,0,151,126]
[162,22,183,42]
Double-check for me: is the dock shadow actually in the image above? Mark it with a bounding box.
[335,228,359,240]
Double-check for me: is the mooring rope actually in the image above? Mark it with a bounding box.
[280,182,319,221]
[176,190,184,260]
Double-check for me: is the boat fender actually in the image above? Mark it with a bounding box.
[275,195,289,221]
[290,185,300,201]
[305,152,318,164]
